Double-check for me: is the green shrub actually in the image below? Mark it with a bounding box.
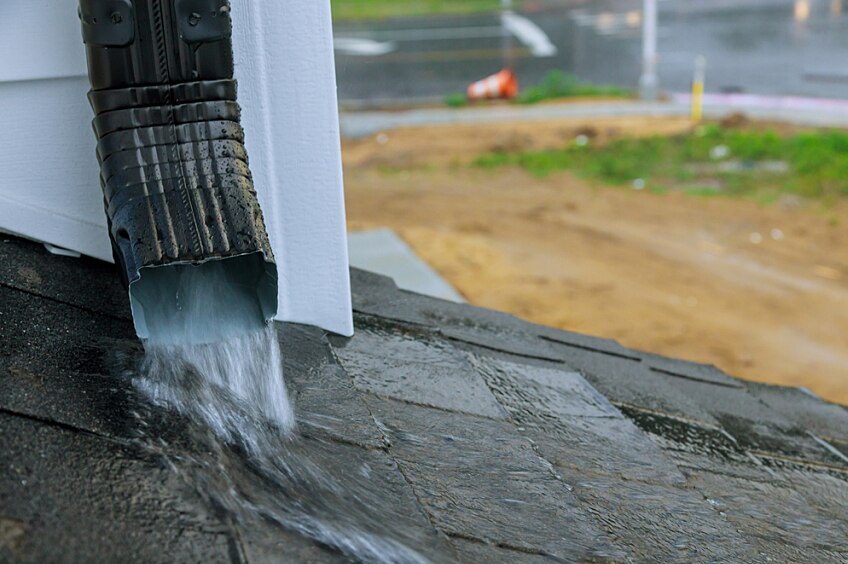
[515,71,630,105]
[472,152,514,169]
[444,92,468,108]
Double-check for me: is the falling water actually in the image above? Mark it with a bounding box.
[128,260,436,563]
[137,325,294,453]
[131,257,295,445]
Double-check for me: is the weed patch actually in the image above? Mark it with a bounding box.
[473,124,848,201]
[515,71,631,105]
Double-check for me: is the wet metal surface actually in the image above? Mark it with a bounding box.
[2,236,848,562]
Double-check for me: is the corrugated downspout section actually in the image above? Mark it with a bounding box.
[79,0,277,339]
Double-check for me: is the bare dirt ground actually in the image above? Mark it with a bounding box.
[342,116,848,405]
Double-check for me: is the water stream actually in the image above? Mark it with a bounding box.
[129,261,436,563]
[137,325,294,453]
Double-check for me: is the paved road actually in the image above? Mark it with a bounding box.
[339,98,848,138]
[333,0,848,104]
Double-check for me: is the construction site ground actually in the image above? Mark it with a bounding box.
[342,115,848,405]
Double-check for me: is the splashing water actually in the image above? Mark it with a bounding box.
[138,325,295,452]
[131,257,295,442]
[129,260,435,562]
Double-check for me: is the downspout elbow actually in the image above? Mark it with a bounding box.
[79,0,277,342]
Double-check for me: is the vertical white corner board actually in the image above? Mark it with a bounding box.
[0,1,353,336]
[232,1,353,336]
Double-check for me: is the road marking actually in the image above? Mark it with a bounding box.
[376,46,531,63]
[340,26,505,42]
[501,11,557,57]
[333,38,397,56]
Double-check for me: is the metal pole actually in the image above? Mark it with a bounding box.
[691,55,706,122]
[502,0,514,70]
[639,0,658,100]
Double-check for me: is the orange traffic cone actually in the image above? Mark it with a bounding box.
[467,69,519,101]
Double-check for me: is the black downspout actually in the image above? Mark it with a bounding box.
[78,0,277,341]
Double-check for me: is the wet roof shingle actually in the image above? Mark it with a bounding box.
[1,235,847,562]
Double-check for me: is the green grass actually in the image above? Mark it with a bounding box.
[473,124,848,201]
[331,0,504,21]
[515,71,631,105]
[444,92,469,108]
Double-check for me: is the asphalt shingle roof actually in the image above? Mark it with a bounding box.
[1,235,847,562]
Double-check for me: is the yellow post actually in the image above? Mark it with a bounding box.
[691,55,706,122]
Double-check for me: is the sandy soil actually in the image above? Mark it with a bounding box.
[342,116,848,405]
